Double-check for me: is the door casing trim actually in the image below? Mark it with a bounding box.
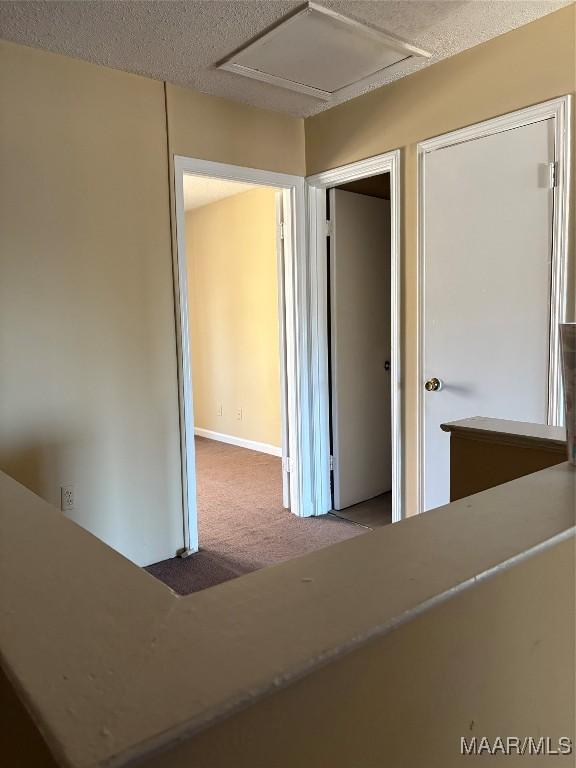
[173,157,308,553]
[416,95,572,515]
[306,151,403,522]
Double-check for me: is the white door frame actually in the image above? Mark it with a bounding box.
[173,156,308,554]
[275,191,291,509]
[306,150,403,522]
[416,95,572,515]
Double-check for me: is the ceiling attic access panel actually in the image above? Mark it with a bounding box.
[218,2,431,101]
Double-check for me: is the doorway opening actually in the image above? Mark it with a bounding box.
[183,175,290,587]
[146,157,369,595]
[306,150,403,524]
[326,174,393,528]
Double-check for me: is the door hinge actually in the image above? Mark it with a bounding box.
[329,455,334,471]
[548,161,559,188]
[325,219,333,237]
[279,221,285,240]
[283,456,291,473]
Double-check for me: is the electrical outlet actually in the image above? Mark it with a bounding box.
[217,402,223,417]
[236,408,243,421]
[60,484,75,512]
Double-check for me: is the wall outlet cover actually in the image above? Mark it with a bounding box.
[61,484,75,512]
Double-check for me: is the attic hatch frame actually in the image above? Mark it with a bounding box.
[217,2,431,102]
[173,156,308,554]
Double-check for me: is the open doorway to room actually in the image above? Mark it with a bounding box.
[327,174,393,529]
[146,159,368,595]
[306,150,403,525]
[184,175,288,575]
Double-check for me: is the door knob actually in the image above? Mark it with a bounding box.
[425,377,442,392]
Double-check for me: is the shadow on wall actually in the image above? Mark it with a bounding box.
[0,428,185,567]
[0,435,79,509]
[0,666,59,768]
[0,431,111,541]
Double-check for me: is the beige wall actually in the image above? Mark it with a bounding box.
[1,6,573,553]
[146,537,576,768]
[186,188,281,447]
[0,40,183,566]
[306,5,576,516]
[7,534,572,768]
[0,41,304,565]
[1,447,572,768]
[166,83,305,176]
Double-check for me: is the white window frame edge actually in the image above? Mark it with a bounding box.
[306,150,403,522]
[416,95,572,515]
[173,156,309,554]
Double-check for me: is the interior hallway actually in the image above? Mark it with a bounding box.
[147,438,391,595]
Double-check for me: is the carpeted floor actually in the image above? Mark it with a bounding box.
[146,437,367,595]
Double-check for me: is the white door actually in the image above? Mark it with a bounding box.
[330,189,392,510]
[422,118,555,512]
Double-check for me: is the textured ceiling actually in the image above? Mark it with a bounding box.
[183,176,259,210]
[0,1,572,117]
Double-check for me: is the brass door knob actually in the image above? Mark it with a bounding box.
[425,377,442,392]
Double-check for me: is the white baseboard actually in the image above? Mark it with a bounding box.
[194,428,282,457]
